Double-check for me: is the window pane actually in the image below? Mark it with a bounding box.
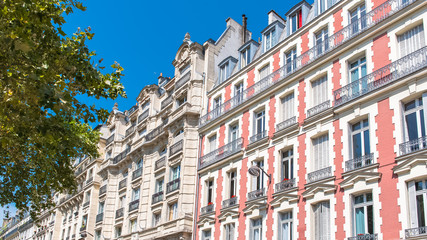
[353,133,362,158]
[363,129,370,155]
[406,112,419,140]
[367,205,374,234]
[416,194,426,227]
[355,207,365,235]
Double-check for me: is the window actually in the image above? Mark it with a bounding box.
[281,149,294,181]
[224,223,235,240]
[279,211,293,240]
[281,93,295,121]
[98,202,104,214]
[81,215,88,229]
[213,96,222,117]
[123,170,128,178]
[408,179,427,230]
[252,161,264,191]
[160,146,167,156]
[136,158,143,169]
[315,28,329,56]
[312,75,328,107]
[170,165,181,181]
[251,218,263,240]
[95,230,101,240]
[229,124,239,143]
[254,110,266,136]
[138,127,146,136]
[219,62,230,83]
[265,28,277,51]
[118,195,126,208]
[156,179,164,193]
[285,48,297,73]
[353,193,374,236]
[234,82,244,104]
[168,202,178,221]
[129,219,137,233]
[174,128,184,138]
[132,187,140,201]
[259,65,270,80]
[115,226,122,238]
[349,57,367,95]
[398,24,425,57]
[152,213,161,227]
[229,171,237,198]
[106,150,111,160]
[404,98,426,144]
[312,134,329,171]
[350,4,366,35]
[180,64,190,75]
[85,191,91,203]
[208,135,217,152]
[62,229,65,240]
[207,179,214,205]
[317,0,329,14]
[241,46,251,68]
[351,119,371,159]
[202,230,212,240]
[290,10,302,34]
[314,201,330,240]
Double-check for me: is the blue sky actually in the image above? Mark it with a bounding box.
[1,0,305,222]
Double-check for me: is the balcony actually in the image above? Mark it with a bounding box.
[145,124,165,142]
[405,226,427,238]
[115,208,124,219]
[345,153,375,172]
[334,47,427,107]
[132,168,143,180]
[83,201,90,208]
[307,166,332,183]
[80,225,86,232]
[138,109,149,124]
[169,140,183,156]
[95,213,103,223]
[399,136,427,155]
[118,178,127,190]
[348,234,378,240]
[152,191,164,204]
[161,95,173,110]
[155,157,166,171]
[276,116,297,133]
[85,177,93,186]
[175,71,191,90]
[128,105,138,115]
[250,130,268,144]
[199,0,418,128]
[199,137,243,169]
[106,134,114,145]
[275,178,296,193]
[307,100,331,118]
[125,125,135,137]
[222,196,238,208]
[200,204,214,215]
[128,199,140,212]
[247,188,265,201]
[99,185,107,196]
[112,147,131,165]
[166,178,180,194]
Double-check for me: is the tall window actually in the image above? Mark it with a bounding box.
[285,48,297,73]
[279,211,293,240]
[254,110,266,137]
[351,119,371,159]
[403,98,426,152]
[85,191,91,203]
[207,180,214,205]
[168,202,178,221]
[234,82,244,104]
[241,46,251,68]
[252,161,264,191]
[156,179,164,193]
[312,76,328,107]
[349,57,367,95]
[208,135,217,152]
[259,65,270,80]
[353,193,374,236]
[95,230,101,240]
[315,28,329,55]
[229,124,239,143]
[115,226,122,238]
[317,0,329,14]
[265,28,277,51]
[398,24,425,57]
[281,93,295,121]
[213,97,222,117]
[170,165,181,181]
[350,4,366,35]
[224,223,235,240]
[152,213,161,227]
[98,202,104,214]
[129,219,137,233]
[314,201,330,240]
[118,195,126,208]
[408,179,427,230]
[132,187,140,201]
[290,10,302,34]
[281,149,294,181]
[202,230,212,240]
[251,218,263,240]
[136,158,143,169]
[313,134,329,171]
[219,62,230,83]
[229,171,237,198]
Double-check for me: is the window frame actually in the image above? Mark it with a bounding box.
[250,218,263,240]
[350,119,371,159]
[352,192,374,236]
[281,149,294,181]
[278,211,293,240]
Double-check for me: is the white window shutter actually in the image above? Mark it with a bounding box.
[408,181,418,227]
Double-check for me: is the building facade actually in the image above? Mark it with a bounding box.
[196,0,427,240]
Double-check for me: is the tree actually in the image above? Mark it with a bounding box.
[0,0,126,218]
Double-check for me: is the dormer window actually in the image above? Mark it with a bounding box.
[265,28,276,51]
[219,62,229,83]
[317,0,329,15]
[262,21,285,53]
[241,46,251,68]
[217,57,237,85]
[290,9,302,34]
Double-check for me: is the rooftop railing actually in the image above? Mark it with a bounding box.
[307,166,332,183]
[275,178,296,193]
[115,208,124,219]
[152,191,164,204]
[307,100,330,118]
[138,109,149,124]
[247,188,265,201]
[405,226,427,238]
[399,135,427,155]
[132,168,143,180]
[199,0,418,128]
[169,140,183,156]
[161,95,173,110]
[199,137,243,169]
[345,153,375,172]
[106,134,114,145]
[128,199,139,212]
[222,196,238,208]
[348,234,378,240]
[155,157,166,171]
[200,204,215,215]
[276,116,297,132]
[175,72,191,90]
[249,130,268,144]
[166,178,180,194]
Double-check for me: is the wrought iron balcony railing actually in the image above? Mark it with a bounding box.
[132,168,143,180]
[199,137,243,169]
[307,100,331,118]
[166,178,180,194]
[112,147,131,165]
[80,225,86,232]
[175,72,191,90]
[199,0,418,128]
[276,116,297,132]
[200,204,215,215]
[83,201,90,208]
[405,226,427,238]
[152,191,164,204]
[125,125,135,137]
[345,153,375,172]
[106,134,114,145]
[222,196,238,208]
[348,234,378,240]
[307,166,332,183]
[99,185,107,196]
[138,109,149,124]
[161,95,173,110]
[115,208,124,219]
[334,46,427,107]
[275,178,296,193]
[155,157,166,171]
[247,188,265,201]
[399,135,427,155]
[95,213,103,223]
[118,178,127,190]
[250,130,268,144]
[169,140,183,156]
[145,124,165,142]
[128,105,138,115]
[128,199,139,212]
[85,177,93,186]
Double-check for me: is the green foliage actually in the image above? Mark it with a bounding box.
[0,0,126,218]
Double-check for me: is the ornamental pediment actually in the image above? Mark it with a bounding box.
[302,184,337,199]
[339,172,382,189]
[393,154,427,175]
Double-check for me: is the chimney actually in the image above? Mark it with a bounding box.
[242,14,247,44]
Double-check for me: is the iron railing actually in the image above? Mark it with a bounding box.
[115,208,124,219]
[334,46,427,107]
[199,0,418,128]
[128,105,138,115]
[175,72,191,90]
[74,167,82,176]
[169,140,183,156]
[399,135,427,155]
[132,168,143,180]
[138,109,149,124]
[307,166,332,183]
[85,177,93,186]
[83,201,90,208]
[348,234,378,240]
[250,130,268,144]
[145,124,165,142]
[166,178,180,193]
[155,157,166,171]
[405,226,427,238]
[128,199,139,212]
[345,153,375,172]
[247,188,265,201]
[199,137,243,169]
[99,185,107,196]
[276,116,297,132]
[222,197,238,208]
[80,225,86,232]
[275,178,296,193]
[161,95,173,109]
[118,178,127,190]
[152,191,164,204]
[106,134,114,145]
[200,204,215,215]
[125,125,135,137]
[112,147,131,165]
[95,213,103,223]
[307,100,331,118]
